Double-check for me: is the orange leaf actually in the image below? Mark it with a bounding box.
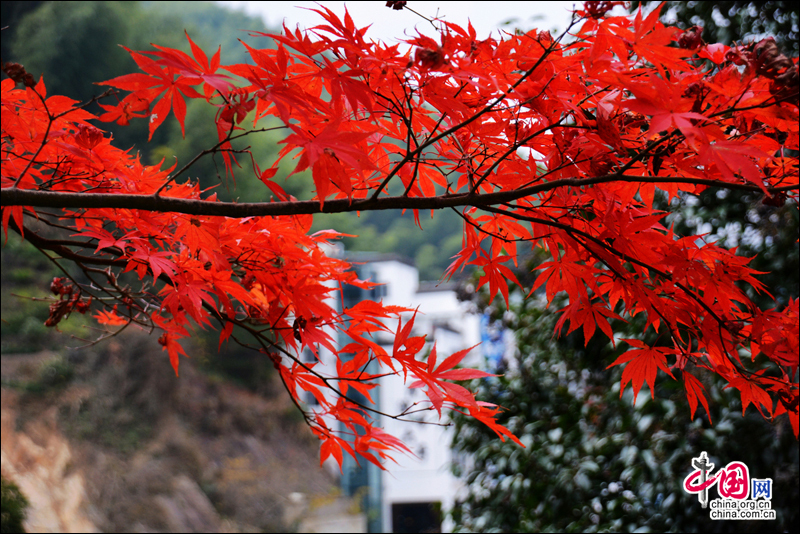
[94,306,127,326]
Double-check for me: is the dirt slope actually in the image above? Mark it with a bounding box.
[1,332,352,532]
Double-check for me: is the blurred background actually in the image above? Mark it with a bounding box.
[1,1,797,532]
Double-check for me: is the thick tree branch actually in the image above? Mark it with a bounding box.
[7,217,125,266]
[3,175,795,218]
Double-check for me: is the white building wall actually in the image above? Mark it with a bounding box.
[365,260,481,533]
[311,252,487,532]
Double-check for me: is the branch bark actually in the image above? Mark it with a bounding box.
[3,175,795,218]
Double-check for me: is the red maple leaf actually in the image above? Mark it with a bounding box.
[607,339,676,402]
[3,1,798,472]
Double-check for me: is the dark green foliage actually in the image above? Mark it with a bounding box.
[452,182,799,532]
[1,476,28,533]
[195,325,280,398]
[666,189,799,308]
[450,293,799,533]
[1,234,75,354]
[5,1,278,192]
[6,1,268,106]
[635,2,798,54]
[22,356,75,394]
[9,2,137,104]
[0,1,44,63]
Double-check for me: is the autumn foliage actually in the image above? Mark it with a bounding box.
[1,1,798,468]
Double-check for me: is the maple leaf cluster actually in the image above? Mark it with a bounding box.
[1,1,798,468]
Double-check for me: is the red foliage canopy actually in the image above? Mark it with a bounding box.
[2,2,798,468]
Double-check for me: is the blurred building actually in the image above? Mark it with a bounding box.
[309,250,487,533]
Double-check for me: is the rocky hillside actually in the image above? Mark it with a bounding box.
[1,332,359,532]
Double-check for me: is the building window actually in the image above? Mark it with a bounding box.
[391,502,441,533]
[301,347,317,363]
[370,284,387,299]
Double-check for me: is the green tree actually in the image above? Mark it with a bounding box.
[1,476,29,534]
[450,3,800,513]
[9,2,141,106]
[633,3,800,307]
[7,1,283,189]
[635,2,798,54]
[0,1,43,63]
[451,286,799,532]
